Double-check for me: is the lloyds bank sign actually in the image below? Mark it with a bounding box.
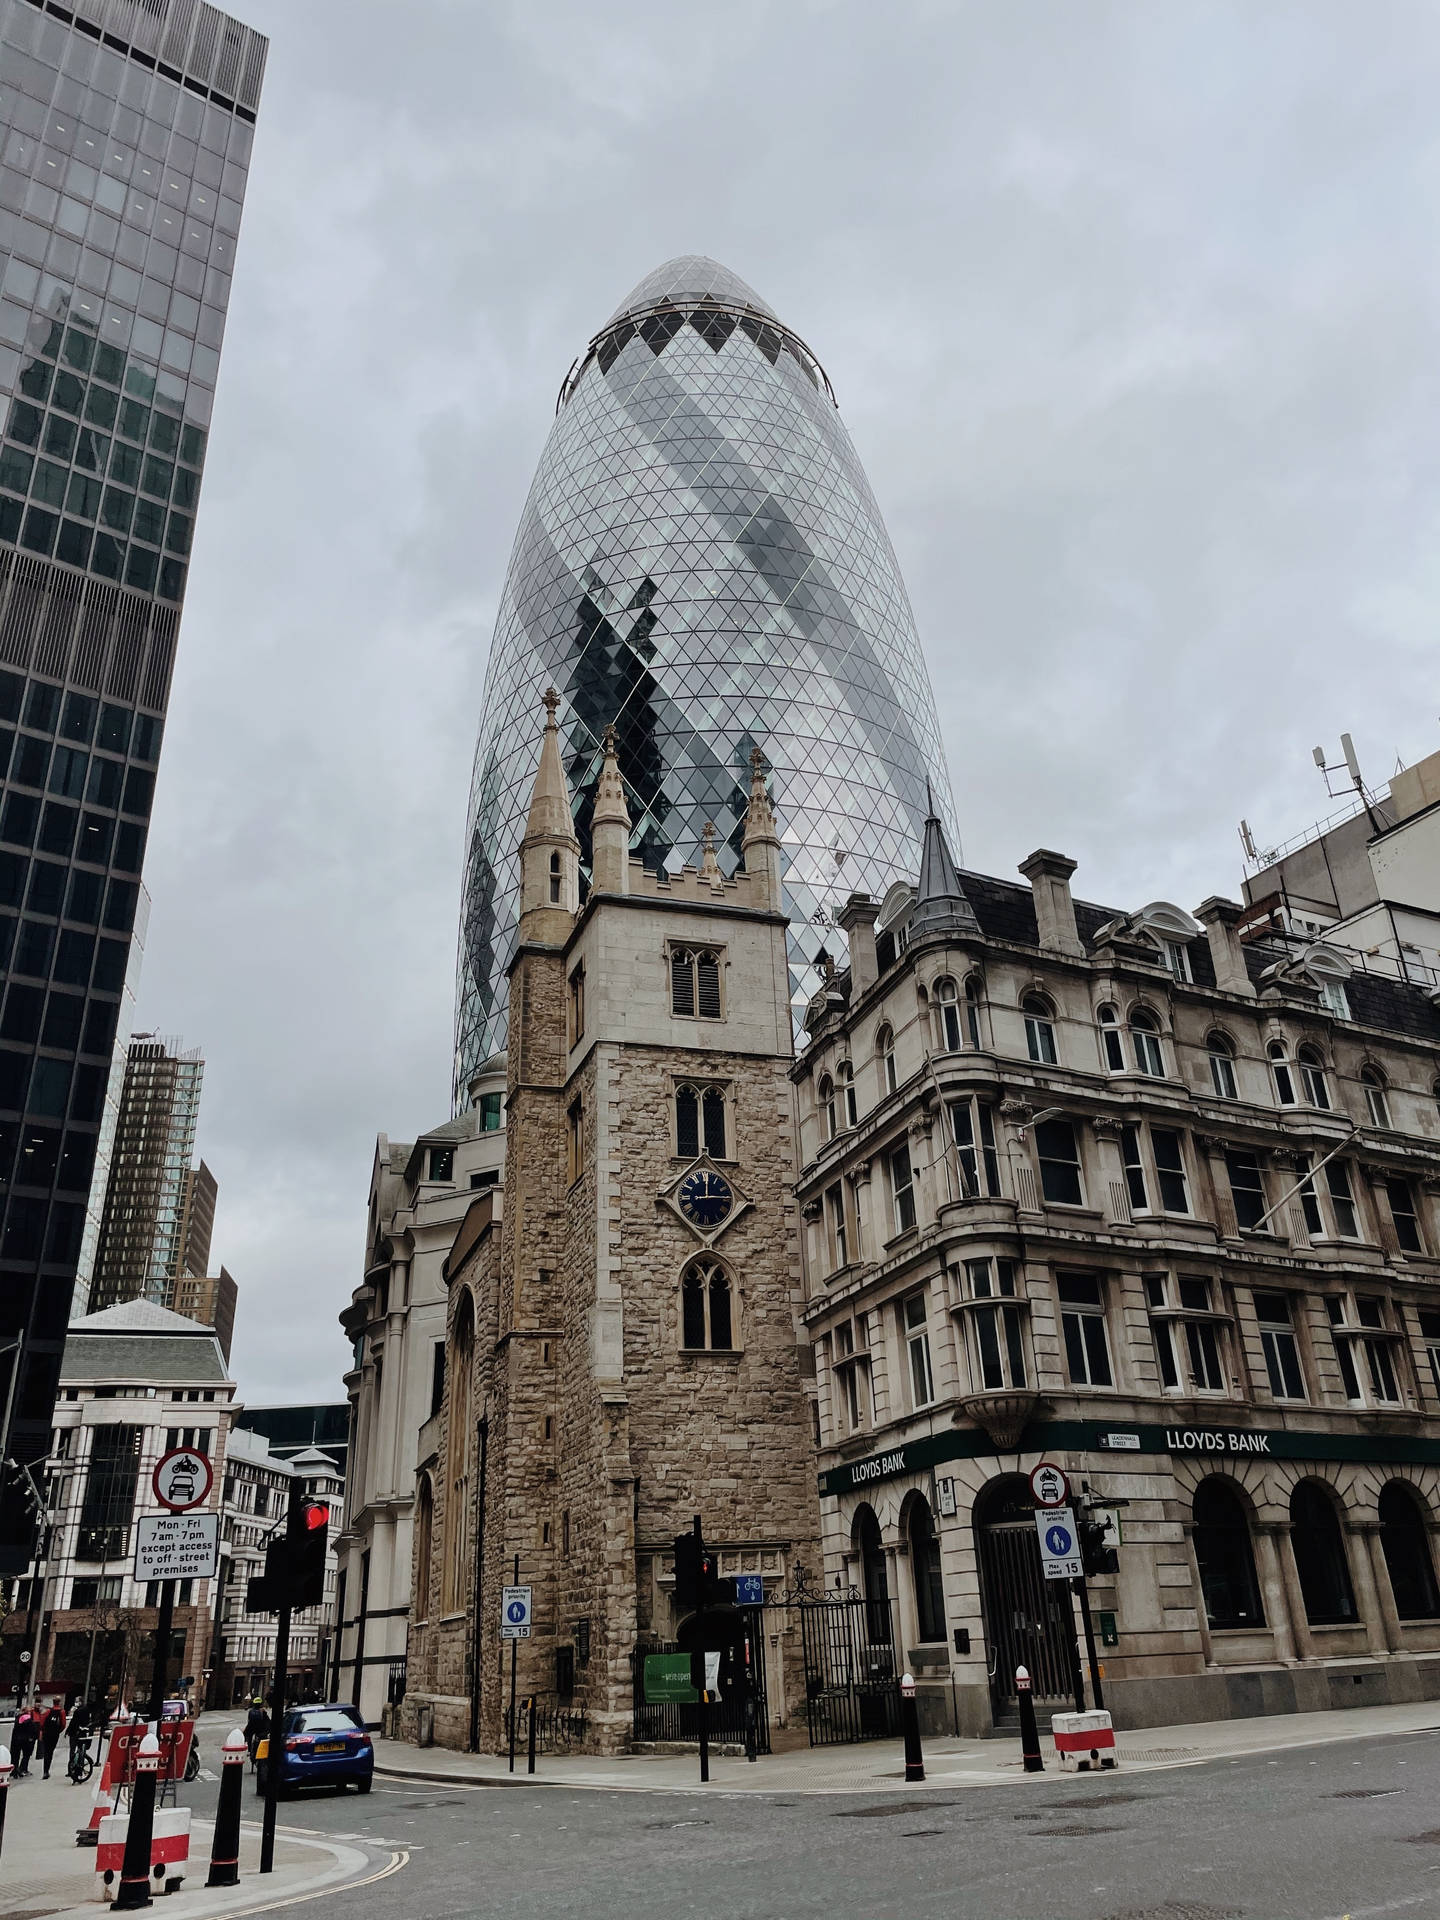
[818,1416,1440,1499]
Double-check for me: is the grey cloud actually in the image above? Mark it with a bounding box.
[132,0,1440,1398]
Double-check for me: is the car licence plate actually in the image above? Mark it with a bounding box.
[314,1741,346,1753]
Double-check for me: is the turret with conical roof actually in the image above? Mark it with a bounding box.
[518,688,580,945]
[911,782,980,936]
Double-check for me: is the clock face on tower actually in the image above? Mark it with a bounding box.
[678,1169,733,1228]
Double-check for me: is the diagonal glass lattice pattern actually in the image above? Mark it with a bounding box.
[455,254,958,1103]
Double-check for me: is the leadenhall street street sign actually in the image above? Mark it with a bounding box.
[817,1415,1440,1497]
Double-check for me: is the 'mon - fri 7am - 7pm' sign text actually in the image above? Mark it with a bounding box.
[134,1510,219,1582]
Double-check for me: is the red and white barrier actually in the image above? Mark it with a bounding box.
[95,1807,191,1901]
[1051,1708,1117,1771]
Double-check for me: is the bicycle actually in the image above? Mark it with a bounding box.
[67,1738,96,1784]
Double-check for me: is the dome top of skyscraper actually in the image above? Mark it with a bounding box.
[606,255,778,326]
[456,251,959,1098]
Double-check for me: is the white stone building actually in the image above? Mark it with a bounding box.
[335,1070,506,1724]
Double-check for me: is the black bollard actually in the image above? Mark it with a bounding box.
[0,1742,12,1863]
[526,1697,537,1778]
[1016,1665,1044,1774]
[205,1730,246,1888]
[114,1731,160,1909]
[900,1672,925,1783]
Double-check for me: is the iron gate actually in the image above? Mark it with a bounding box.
[631,1607,771,1753]
[977,1505,1077,1720]
[798,1592,900,1746]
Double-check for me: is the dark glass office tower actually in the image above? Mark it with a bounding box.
[0,0,265,1572]
[455,257,959,1102]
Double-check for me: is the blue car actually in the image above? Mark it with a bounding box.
[255,1703,373,1797]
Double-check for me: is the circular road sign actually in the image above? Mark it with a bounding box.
[1044,1518,1076,1558]
[152,1445,214,1512]
[1029,1461,1070,1508]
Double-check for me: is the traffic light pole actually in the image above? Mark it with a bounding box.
[1074,1575,1104,1713]
[259,1593,290,1874]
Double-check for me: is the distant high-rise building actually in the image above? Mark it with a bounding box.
[0,0,267,1573]
[90,1032,202,1310]
[170,1260,234,1359]
[177,1154,215,1277]
[455,255,958,1102]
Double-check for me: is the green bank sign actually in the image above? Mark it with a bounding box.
[819,1418,1440,1499]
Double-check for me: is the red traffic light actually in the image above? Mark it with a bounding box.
[303,1503,329,1532]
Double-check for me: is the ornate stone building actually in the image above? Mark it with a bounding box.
[797,801,1440,1735]
[404,698,821,1752]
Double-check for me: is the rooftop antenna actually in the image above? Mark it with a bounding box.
[1313,732,1384,832]
[1239,819,1258,863]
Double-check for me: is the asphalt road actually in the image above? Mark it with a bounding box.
[182,1723,1440,1920]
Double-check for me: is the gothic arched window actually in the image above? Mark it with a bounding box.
[681,1259,734,1351]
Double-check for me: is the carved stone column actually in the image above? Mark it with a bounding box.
[1091,1116,1131,1227]
[1351,1520,1390,1658]
[851,1159,872,1264]
[1253,1523,1300,1664]
[1181,1521,1215,1667]
[1271,1521,1315,1663]
[1354,1522,1403,1654]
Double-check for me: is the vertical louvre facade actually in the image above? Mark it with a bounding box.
[0,0,264,1571]
[455,255,958,1104]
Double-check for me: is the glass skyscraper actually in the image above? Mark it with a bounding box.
[455,255,958,1101]
[0,0,265,1573]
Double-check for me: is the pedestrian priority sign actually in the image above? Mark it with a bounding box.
[500,1584,532,1639]
[1035,1506,1083,1580]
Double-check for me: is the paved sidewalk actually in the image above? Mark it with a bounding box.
[374,1695,1440,1795]
[0,1760,385,1920]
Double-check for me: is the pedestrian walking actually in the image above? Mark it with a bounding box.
[40,1704,65,1779]
[11,1708,35,1778]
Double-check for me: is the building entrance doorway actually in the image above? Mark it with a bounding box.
[974,1475,1078,1724]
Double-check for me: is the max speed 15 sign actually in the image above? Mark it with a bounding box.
[1035,1505,1084,1580]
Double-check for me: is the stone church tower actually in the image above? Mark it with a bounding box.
[413,694,821,1752]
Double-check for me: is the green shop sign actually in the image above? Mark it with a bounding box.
[819,1417,1440,1499]
[643,1653,697,1705]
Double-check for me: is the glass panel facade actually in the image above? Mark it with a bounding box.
[455,254,958,1101]
[0,0,265,1575]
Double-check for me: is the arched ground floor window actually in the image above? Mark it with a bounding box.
[1379,1481,1440,1620]
[1192,1477,1264,1629]
[1290,1481,1357,1625]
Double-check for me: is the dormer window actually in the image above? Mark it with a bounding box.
[1156,938,1191,982]
[1133,902,1202,982]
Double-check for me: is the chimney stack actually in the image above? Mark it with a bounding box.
[1019,849,1083,957]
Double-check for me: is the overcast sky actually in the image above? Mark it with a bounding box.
[132,0,1440,1403]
